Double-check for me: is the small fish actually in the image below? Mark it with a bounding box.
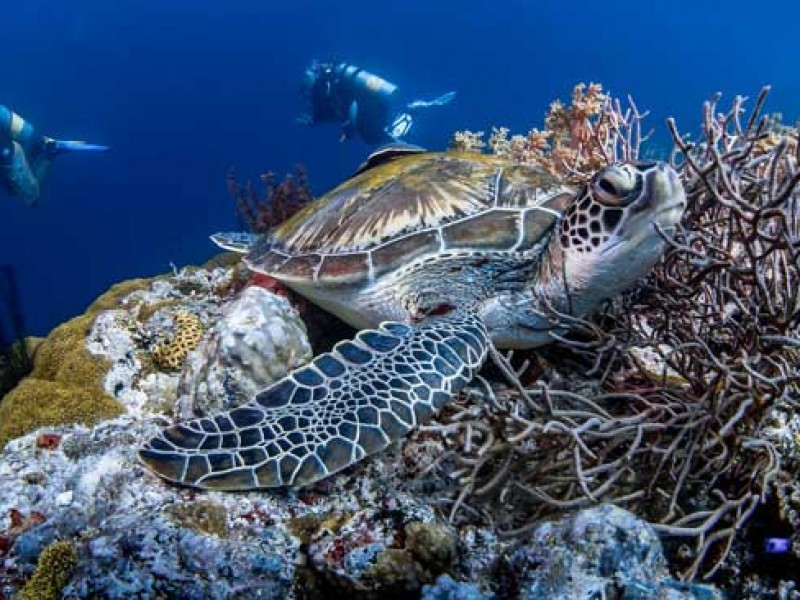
[764,537,791,554]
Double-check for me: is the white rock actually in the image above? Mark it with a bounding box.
[178,286,312,416]
[56,490,74,506]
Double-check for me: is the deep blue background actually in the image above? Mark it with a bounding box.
[1,0,798,336]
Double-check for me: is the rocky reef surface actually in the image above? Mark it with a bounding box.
[0,260,771,599]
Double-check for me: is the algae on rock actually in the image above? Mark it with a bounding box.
[0,278,155,449]
[18,540,78,600]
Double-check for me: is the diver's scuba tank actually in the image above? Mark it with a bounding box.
[0,106,36,150]
[332,63,398,101]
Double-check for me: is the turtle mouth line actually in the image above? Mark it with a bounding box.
[600,238,626,255]
[599,202,685,256]
[653,201,686,220]
[650,202,687,231]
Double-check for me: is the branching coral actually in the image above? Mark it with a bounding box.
[451,83,648,185]
[423,87,799,584]
[227,165,313,234]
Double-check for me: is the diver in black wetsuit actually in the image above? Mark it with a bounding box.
[298,60,456,146]
[0,106,109,206]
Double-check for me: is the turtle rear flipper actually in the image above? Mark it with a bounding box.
[138,310,489,490]
[210,231,260,254]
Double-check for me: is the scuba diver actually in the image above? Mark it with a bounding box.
[298,60,456,145]
[0,105,109,206]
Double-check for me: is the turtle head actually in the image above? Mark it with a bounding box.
[556,161,686,306]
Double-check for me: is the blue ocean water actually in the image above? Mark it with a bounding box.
[1,0,798,336]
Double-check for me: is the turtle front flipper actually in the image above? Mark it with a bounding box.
[138,310,489,490]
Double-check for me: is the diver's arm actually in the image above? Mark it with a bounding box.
[1,140,41,206]
[0,106,39,153]
[339,100,359,142]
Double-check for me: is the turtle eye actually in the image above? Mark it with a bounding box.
[597,178,617,196]
[591,164,637,207]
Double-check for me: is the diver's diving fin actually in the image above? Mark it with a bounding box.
[429,91,456,106]
[406,91,457,111]
[210,231,259,254]
[51,140,110,154]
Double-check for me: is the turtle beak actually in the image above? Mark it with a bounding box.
[651,164,686,230]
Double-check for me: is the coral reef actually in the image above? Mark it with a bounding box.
[427,86,800,594]
[0,265,309,598]
[422,575,492,600]
[1,85,797,598]
[0,409,491,599]
[305,506,459,597]
[228,164,313,234]
[0,276,170,448]
[165,500,230,537]
[450,131,486,154]
[0,310,123,449]
[501,504,721,599]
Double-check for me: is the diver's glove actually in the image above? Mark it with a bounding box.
[406,91,456,110]
[386,113,414,140]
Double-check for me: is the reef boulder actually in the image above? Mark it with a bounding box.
[177,285,312,418]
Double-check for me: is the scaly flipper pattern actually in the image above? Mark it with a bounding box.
[138,310,489,489]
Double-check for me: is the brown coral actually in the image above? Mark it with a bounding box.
[166,501,230,537]
[151,311,204,371]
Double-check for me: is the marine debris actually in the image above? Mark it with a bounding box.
[227,164,313,234]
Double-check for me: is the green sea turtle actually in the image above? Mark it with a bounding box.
[139,148,686,490]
